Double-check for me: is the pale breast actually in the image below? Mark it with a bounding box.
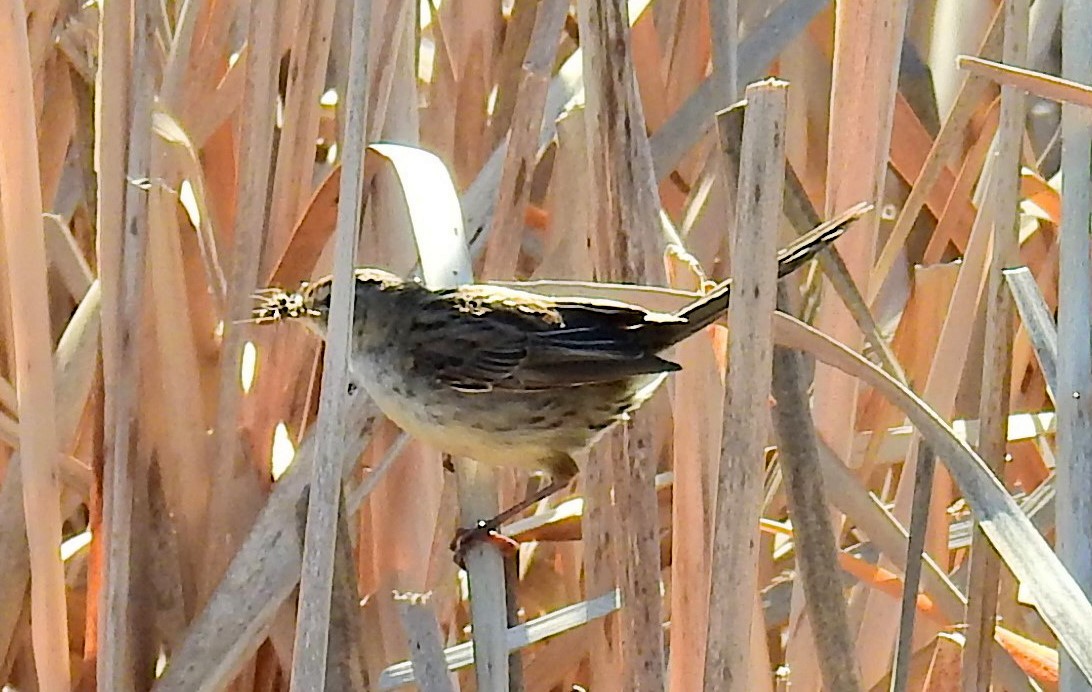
[352,346,665,473]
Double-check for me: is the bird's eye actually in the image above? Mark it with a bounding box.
[250,289,313,323]
[285,294,306,318]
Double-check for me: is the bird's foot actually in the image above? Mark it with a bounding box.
[451,520,519,569]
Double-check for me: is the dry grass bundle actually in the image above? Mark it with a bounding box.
[0,0,1089,689]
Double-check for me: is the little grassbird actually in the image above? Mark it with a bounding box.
[254,203,868,555]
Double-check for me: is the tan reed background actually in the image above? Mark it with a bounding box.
[0,0,1089,690]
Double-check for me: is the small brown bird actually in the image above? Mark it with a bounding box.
[255,203,868,555]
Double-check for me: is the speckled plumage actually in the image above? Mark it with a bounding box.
[268,269,678,481]
[254,204,866,538]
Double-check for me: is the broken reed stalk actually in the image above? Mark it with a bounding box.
[90,0,130,682]
[704,78,786,691]
[1056,0,1092,687]
[716,99,899,386]
[577,0,669,686]
[99,0,156,684]
[290,0,371,685]
[394,593,454,692]
[960,0,1027,688]
[891,443,937,692]
[665,103,743,690]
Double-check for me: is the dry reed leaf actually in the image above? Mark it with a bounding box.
[668,326,725,691]
[38,55,78,210]
[264,0,338,271]
[419,0,458,160]
[648,0,830,186]
[1021,171,1062,224]
[183,55,245,150]
[791,3,909,686]
[859,263,959,470]
[889,95,979,246]
[960,54,1092,109]
[1007,266,1059,402]
[245,165,341,477]
[913,632,965,692]
[155,397,380,691]
[628,10,668,134]
[42,214,93,300]
[145,173,210,619]
[533,110,595,281]
[810,0,907,460]
[480,0,568,280]
[489,0,540,142]
[199,0,281,629]
[772,314,1092,684]
[837,552,942,621]
[265,167,342,287]
[855,202,993,685]
[652,0,712,217]
[923,98,1001,263]
[377,589,621,689]
[995,625,1060,686]
[0,5,74,689]
[152,113,227,306]
[676,152,734,276]
[872,6,1003,294]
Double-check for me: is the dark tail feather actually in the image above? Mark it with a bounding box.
[773,200,873,278]
[663,201,873,344]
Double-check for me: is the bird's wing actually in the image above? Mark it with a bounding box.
[407,287,681,392]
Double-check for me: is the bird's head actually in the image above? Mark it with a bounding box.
[251,267,406,339]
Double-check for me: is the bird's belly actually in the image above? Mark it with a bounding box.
[355,357,664,472]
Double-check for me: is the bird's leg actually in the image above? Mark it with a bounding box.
[451,474,572,567]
